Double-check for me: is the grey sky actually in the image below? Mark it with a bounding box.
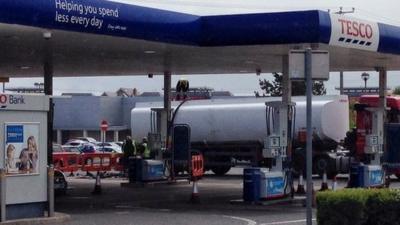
[6,0,400,95]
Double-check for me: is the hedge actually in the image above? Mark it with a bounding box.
[316,189,400,225]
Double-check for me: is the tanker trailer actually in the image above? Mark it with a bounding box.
[131,95,349,176]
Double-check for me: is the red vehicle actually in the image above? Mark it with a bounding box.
[345,95,400,176]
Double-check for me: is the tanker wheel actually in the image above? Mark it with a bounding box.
[211,166,231,176]
[313,156,337,179]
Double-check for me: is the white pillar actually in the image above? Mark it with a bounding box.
[56,130,62,144]
[114,130,119,142]
[83,130,88,138]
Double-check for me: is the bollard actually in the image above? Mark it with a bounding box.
[92,171,102,195]
[319,171,329,191]
[47,166,55,217]
[0,169,6,222]
[332,175,338,191]
[296,174,306,195]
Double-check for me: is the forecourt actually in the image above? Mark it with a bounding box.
[0,0,400,222]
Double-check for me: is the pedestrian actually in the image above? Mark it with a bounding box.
[122,136,136,174]
[141,137,150,159]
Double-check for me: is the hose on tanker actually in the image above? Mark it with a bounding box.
[169,99,190,135]
[166,99,190,179]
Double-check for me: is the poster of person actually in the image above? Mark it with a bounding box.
[5,123,40,175]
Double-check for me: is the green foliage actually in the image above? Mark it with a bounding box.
[257,72,326,97]
[393,86,400,95]
[317,189,400,225]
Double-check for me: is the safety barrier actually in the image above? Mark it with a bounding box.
[53,153,80,173]
[191,154,204,179]
[111,153,124,171]
[81,153,112,172]
[53,152,125,172]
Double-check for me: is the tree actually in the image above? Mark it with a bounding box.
[393,86,400,95]
[256,72,326,97]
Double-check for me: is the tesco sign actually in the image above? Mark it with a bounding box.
[329,14,380,52]
[338,19,374,39]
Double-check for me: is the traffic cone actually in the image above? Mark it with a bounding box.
[319,171,329,191]
[190,179,200,203]
[92,171,102,195]
[296,174,306,195]
[332,176,338,191]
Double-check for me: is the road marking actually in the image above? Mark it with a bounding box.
[260,218,316,225]
[223,215,257,225]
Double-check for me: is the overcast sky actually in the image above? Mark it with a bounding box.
[6,0,400,96]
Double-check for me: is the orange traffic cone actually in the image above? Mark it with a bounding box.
[190,179,200,204]
[332,176,338,191]
[296,174,306,195]
[320,171,329,191]
[92,171,102,195]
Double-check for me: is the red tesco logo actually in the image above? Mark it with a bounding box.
[0,95,7,104]
[338,19,373,39]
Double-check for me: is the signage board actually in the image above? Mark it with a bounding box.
[100,120,108,131]
[329,14,380,52]
[288,50,330,80]
[5,123,40,176]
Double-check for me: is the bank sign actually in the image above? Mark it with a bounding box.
[329,14,380,52]
[0,94,49,111]
[0,94,25,109]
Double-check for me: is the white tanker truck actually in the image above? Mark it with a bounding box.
[131,95,349,176]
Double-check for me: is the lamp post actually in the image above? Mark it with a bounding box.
[361,72,370,89]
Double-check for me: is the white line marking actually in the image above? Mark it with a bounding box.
[223,215,257,225]
[260,218,316,225]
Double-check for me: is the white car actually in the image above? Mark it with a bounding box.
[75,137,97,143]
[96,142,122,153]
[64,139,88,147]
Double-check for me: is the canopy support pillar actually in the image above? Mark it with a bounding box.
[43,31,53,165]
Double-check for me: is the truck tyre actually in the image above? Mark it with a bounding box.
[211,166,231,176]
[54,170,68,195]
[313,156,337,179]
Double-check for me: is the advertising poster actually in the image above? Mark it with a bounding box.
[5,123,40,176]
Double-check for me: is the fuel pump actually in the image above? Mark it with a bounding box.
[261,101,295,199]
[148,108,169,160]
[348,106,385,188]
[364,107,384,164]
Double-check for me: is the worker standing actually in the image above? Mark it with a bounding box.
[176,78,189,100]
[122,136,136,175]
[141,137,151,159]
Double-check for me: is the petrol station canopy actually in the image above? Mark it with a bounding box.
[1,0,400,77]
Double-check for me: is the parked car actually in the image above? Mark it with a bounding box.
[75,137,97,143]
[64,139,87,147]
[78,143,100,153]
[53,143,64,152]
[61,145,81,153]
[96,142,122,153]
[113,141,124,147]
